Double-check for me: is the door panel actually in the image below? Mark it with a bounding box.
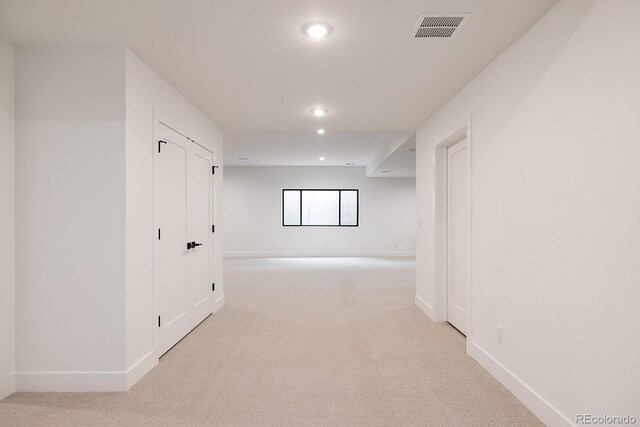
[187,149,212,308]
[447,138,468,335]
[155,137,189,355]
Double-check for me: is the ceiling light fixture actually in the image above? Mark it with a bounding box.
[311,108,328,117]
[345,162,355,166]
[238,157,249,160]
[319,157,325,161]
[302,22,332,39]
[317,129,325,134]
[381,170,391,173]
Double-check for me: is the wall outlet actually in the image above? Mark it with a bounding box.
[497,325,504,344]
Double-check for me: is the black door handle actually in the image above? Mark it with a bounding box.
[192,241,203,248]
[187,242,193,250]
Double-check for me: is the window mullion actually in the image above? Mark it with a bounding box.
[338,190,342,226]
[299,190,303,226]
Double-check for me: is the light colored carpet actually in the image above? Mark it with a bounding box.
[0,257,542,426]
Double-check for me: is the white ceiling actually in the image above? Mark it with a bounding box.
[224,131,410,165]
[0,0,557,173]
[368,134,417,178]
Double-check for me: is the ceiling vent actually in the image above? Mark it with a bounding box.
[412,13,471,39]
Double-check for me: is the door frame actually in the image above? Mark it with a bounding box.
[434,119,473,341]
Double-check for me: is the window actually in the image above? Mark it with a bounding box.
[282,189,359,227]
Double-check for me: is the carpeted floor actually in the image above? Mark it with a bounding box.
[0,257,542,426]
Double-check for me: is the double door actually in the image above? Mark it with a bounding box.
[154,125,214,356]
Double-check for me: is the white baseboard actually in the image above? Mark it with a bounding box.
[467,340,572,427]
[125,350,157,389]
[16,371,126,392]
[224,251,415,258]
[213,294,225,312]
[16,348,159,392]
[415,294,436,322]
[14,296,226,393]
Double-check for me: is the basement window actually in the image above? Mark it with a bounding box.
[282,189,359,227]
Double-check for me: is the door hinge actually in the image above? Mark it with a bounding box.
[158,315,161,327]
[212,165,219,174]
[212,225,215,233]
[158,140,167,153]
[212,283,215,292]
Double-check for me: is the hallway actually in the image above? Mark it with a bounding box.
[0,258,540,426]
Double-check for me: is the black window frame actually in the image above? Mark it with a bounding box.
[282,189,359,227]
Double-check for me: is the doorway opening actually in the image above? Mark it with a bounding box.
[434,124,471,337]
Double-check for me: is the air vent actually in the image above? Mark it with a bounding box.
[412,13,471,39]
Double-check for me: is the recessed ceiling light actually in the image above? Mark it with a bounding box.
[319,157,325,161]
[381,170,391,173]
[238,157,249,160]
[302,22,332,39]
[317,129,325,135]
[311,108,328,117]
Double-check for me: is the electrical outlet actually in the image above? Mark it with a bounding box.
[497,325,504,344]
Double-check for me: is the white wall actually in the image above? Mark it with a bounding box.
[15,47,126,387]
[0,37,15,399]
[124,49,224,377]
[13,47,224,391]
[224,166,415,257]
[415,0,640,424]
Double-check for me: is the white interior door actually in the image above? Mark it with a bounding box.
[155,132,190,355]
[187,144,213,319]
[447,138,469,335]
[154,125,214,356]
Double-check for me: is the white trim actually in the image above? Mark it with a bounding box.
[468,340,572,427]
[16,371,125,392]
[415,295,436,321]
[125,350,157,389]
[213,294,225,312]
[224,252,416,258]
[15,350,159,392]
[151,107,159,363]
[466,115,474,340]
